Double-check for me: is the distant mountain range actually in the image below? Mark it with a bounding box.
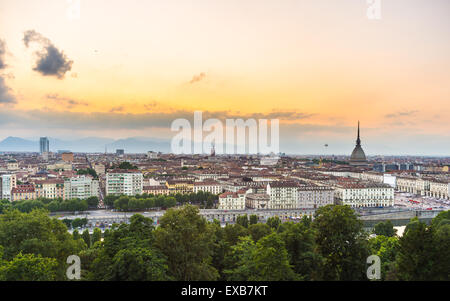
[0,137,171,153]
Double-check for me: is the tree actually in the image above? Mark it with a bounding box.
[87,197,99,208]
[395,218,436,281]
[87,215,157,280]
[236,214,249,228]
[82,229,91,248]
[0,253,58,281]
[109,248,171,281]
[248,223,272,242]
[278,222,323,280]
[154,205,219,280]
[72,218,88,229]
[373,220,397,237]
[104,195,118,208]
[368,235,399,280]
[249,215,259,225]
[114,196,130,211]
[266,216,281,230]
[92,228,102,245]
[73,229,81,241]
[118,162,138,170]
[0,210,85,274]
[224,234,298,281]
[312,205,369,281]
[252,233,298,281]
[223,236,258,281]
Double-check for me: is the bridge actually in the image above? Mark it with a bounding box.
[58,207,445,227]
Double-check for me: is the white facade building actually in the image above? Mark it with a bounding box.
[64,176,100,200]
[218,190,246,210]
[334,183,395,208]
[106,170,143,196]
[1,174,17,200]
[193,181,223,195]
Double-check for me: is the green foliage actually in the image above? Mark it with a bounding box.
[278,222,323,280]
[117,162,138,170]
[312,205,369,281]
[85,214,169,281]
[109,248,171,281]
[77,168,98,179]
[266,216,281,230]
[173,191,218,209]
[224,234,298,281]
[72,218,88,229]
[0,253,58,281]
[249,214,258,225]
[368,235,399,280]
[154,205,219,280]
[396,219,434,280]
[86,197,100,208]
[248,223,272,242]
[82,229,91,248]
[92,228,102,245]
[373,220,397,237]
[8,198,89,213]
[236,214,249,228]
[0,210,85,280]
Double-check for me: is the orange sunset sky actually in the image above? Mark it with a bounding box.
[0,0,449,155]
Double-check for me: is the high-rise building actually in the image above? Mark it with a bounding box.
[40,137,50,154]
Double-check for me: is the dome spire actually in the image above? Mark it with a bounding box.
[356,121,361,146]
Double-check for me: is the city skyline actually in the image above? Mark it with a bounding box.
[0,0,449,155]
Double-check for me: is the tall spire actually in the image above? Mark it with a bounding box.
[356,121,361,146]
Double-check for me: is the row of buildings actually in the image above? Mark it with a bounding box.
[0,174,99,202]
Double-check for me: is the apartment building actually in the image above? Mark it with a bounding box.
[266,181,298,209]
[333,180,394,208]
[106,170,143,196]
[193,181,223,195]
[11,184,37,202]
[297,185,335,209]
[64,176,100,200]
[0,174,17,200]
[166,180,194,194]
[34,179,65,199]
[143,185,170,195]
[218,190,246,210]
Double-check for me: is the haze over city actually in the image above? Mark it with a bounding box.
[1,0,449,155]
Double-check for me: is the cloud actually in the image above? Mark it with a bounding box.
[0,39,16,104]
[0,39,6,70]
[23,30,73,79]
[1,108,450,155]
[109,106,125,113]
[0,77,16,104]
[385,110,419,119]
[46,93,88,108]
[189,72,206,84]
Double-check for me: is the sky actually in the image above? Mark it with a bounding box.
[0,0,449,155]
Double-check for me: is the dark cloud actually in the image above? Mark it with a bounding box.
[385,110,419,119]
[23,30,73,79]
[0,39,16,104]
[109,106,125,113]
[46,93,88,108]
[0,77,16,104]
[0,108,315,130]
[1,108,450,155]
[189,72,206,84]
[0,39,6,70]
